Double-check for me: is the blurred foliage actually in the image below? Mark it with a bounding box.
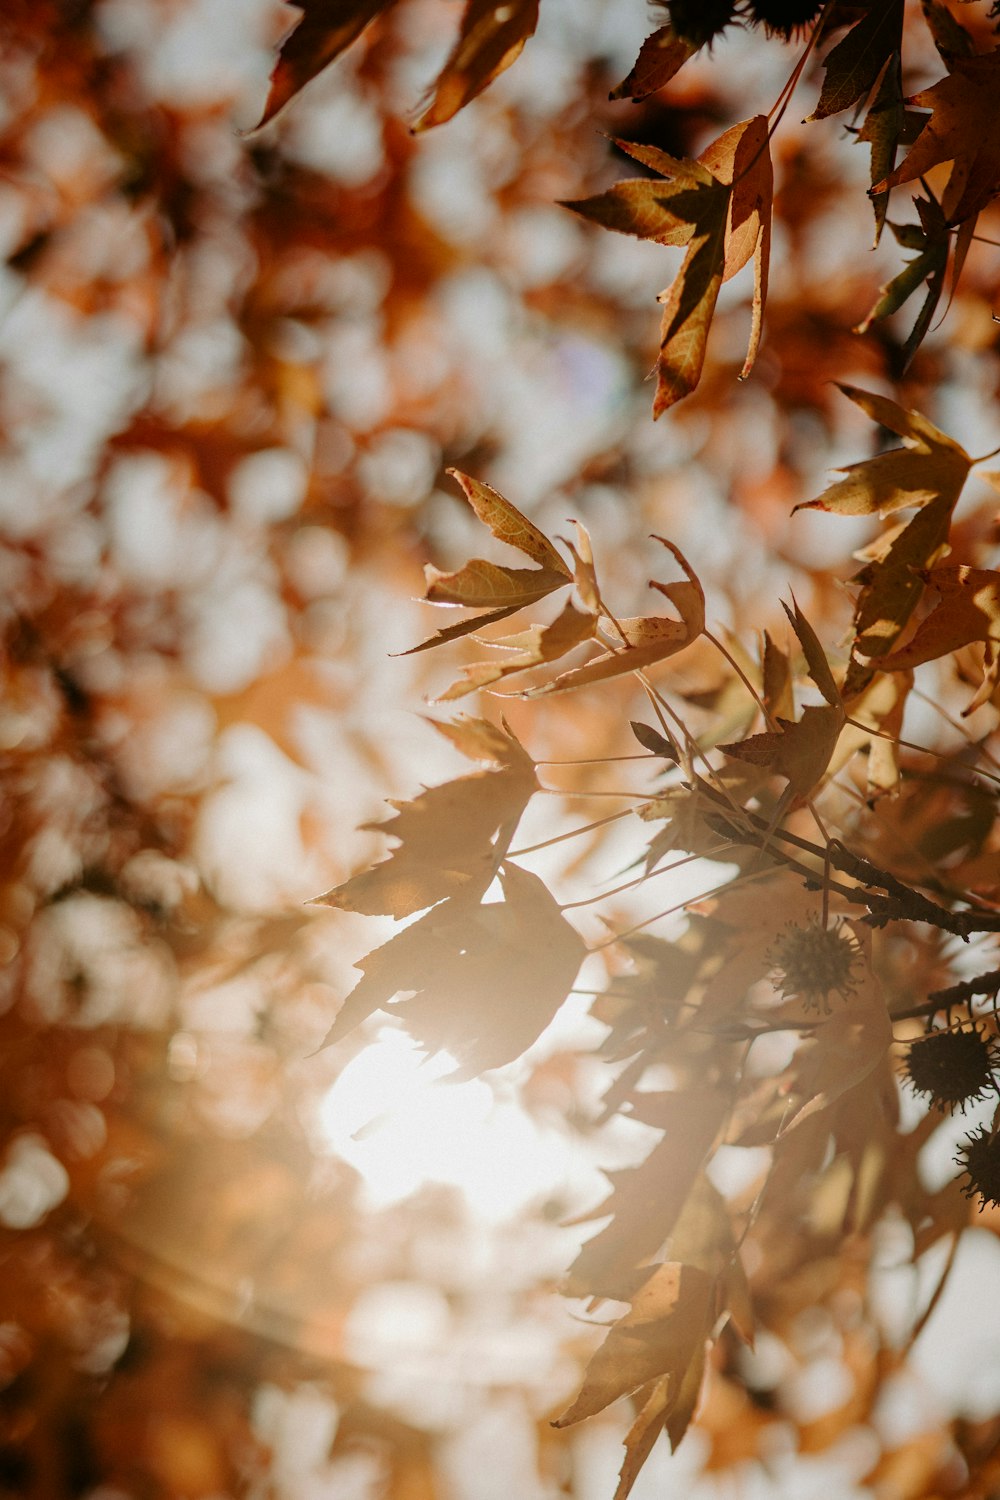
[4,0,1000,1497]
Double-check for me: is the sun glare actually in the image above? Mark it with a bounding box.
[317,1028,576,1220]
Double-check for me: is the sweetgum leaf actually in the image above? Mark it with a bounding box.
[796,384,970,517]
[256,0,395,126]
[414,0,539,130]
[319,865,585,1075]
[553,1262,713,1427]
[808,0,903,121]
[313,720,537,917]
[435,599,596,700]
[873,54,1000,225]
[610,26,697,102]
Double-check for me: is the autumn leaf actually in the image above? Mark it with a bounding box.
[435,599,597,700]
[880,565,1000,712]
[313,717,537,917]
[855,197,948,363]
[406,470,571,653]
[610,26,697,102]
[553,1262,713,1427]
[720,703,843,799]
[782,597,840,708]
[529,539,704,694]
[318,863,585,1074]
[699,114,772,381]
[565,1089,729,1295]
[857,52,904,245]
[808,0,903,121]
[795,383,971,518]
[873,53,1000,225]
[565,118,772,412]
[414,0,539,131]
[256,0,395,127]
[845,492,953,684]
[762,631,794,722]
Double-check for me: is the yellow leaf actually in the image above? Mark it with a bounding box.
[313,721,537,917]
[435,599,596,700]
[796,384,970,518]
[532,541,704,694]
[720,703,844,799]
[553,1262,713,1427]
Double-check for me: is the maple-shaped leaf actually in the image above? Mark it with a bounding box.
[857,51,904,245]
[844,491,953,686]
[855,198,948,364]
[413,0,539,131]
[553,1261,713,1428]
[762,631,795,721]
[782,598,840,707]
[313,717,536,917]
[610,26,697,103]
[808,0,903,121]
[566,117,772,413]
[565,1089,728,1294]
[406,470,570,653]
[874,53,1000,225]
[720,703,844,799]
[319,864,585,1074]
[436,600,596,700]
[531,539,704,694]
[795,383,971,517]
[256,0,395,127]
[880,565,1000,712]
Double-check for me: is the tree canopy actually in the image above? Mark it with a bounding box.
[4,0,1000,1496]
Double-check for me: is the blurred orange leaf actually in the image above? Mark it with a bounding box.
[414,0,540,130]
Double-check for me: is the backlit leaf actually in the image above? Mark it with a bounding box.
[318,864,585,1073]
[313,720,537,917]
[808,0,904,121]
[553,1262,713,1427]
[436,600,597,700]
[256,0,395,127]
[414,0,539,130]
[873,53,1000,225]
[610,26,697,102]
[796,384,970,517]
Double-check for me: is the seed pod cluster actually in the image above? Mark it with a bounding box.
[659,0,822,48]
[957,1125,1000,1211]
[745,0,824,40]
[768,917,859,1014]
[903,1026,997,1114]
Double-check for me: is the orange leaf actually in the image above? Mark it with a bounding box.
[256,0,395,127]
[873,53,1000,225]
[532,540,704,693]
[610,26,697,102]
[319,864,585,1074]
[414,0,539,130]
[553,1262,713,1427]
[796,384,970,518]
[406,471,571,652]
[313,719,537,917]
[720,703,844,799]
[435,599,596,700]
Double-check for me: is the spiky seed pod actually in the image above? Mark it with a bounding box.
[658,0,737,48]
[903,1026,997,1113]
[768,917,859,1014]
[745,0,824,40]
[956,1125,1000,1210]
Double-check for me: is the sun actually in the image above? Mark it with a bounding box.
[316,1027,580,1220]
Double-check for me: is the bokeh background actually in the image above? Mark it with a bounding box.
[4,1,1000,1496]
